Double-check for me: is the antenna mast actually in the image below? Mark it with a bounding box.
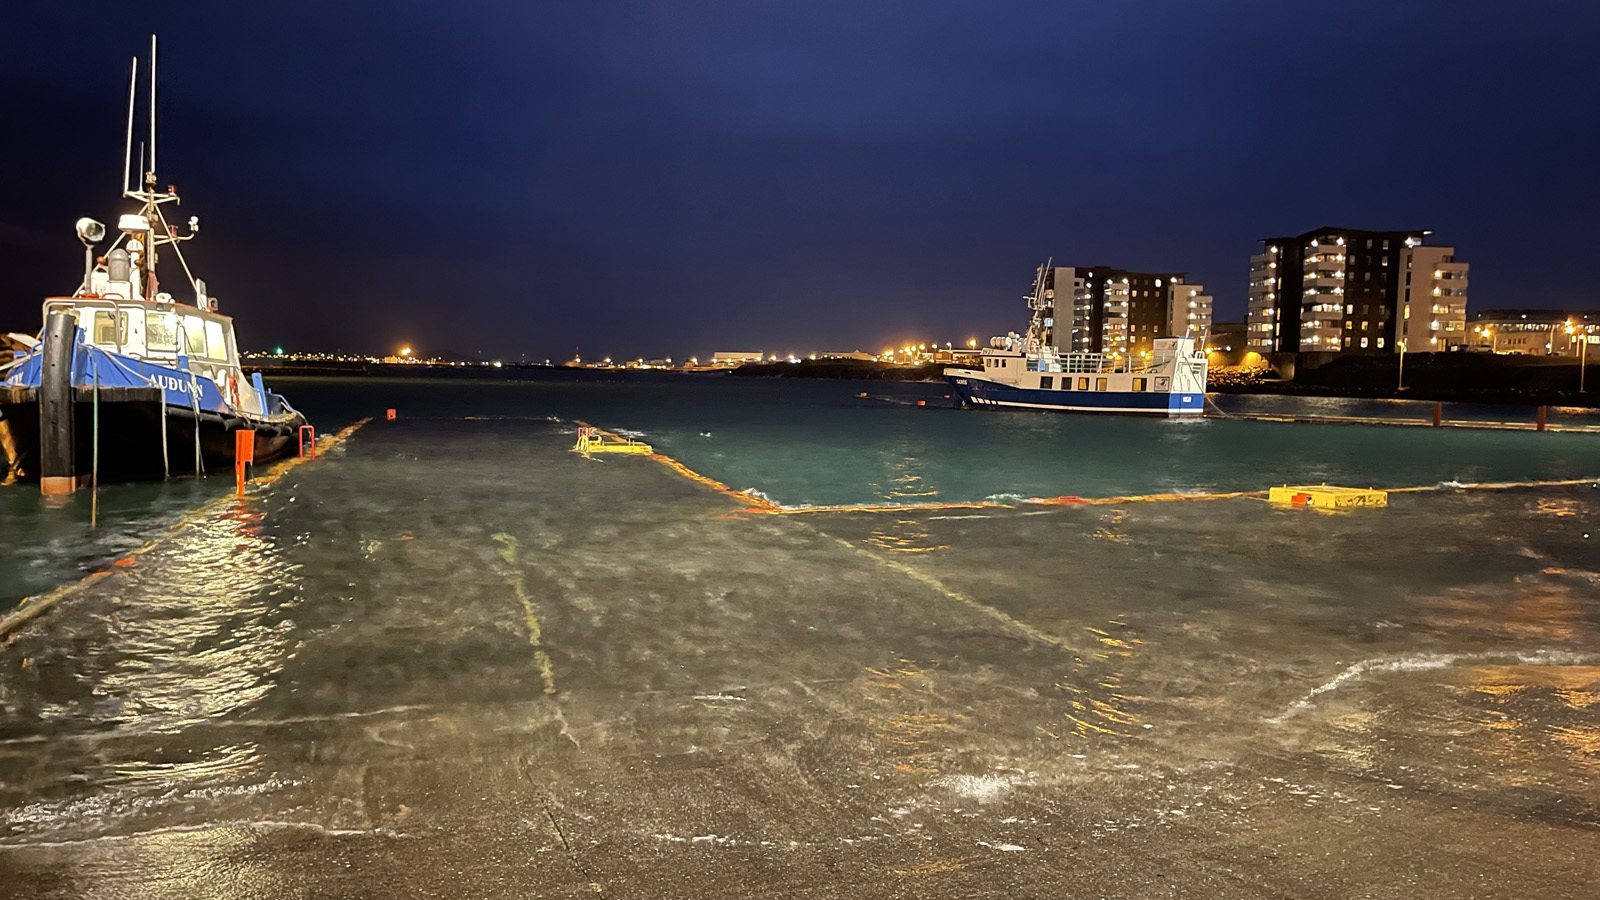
[122,58,136,196]
[148,35,157,182]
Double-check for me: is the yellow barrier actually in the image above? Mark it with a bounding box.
[572,425,653,456]
[1267,484,1388,510]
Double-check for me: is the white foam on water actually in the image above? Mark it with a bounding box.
[0,819,394,849]
[737,488,785,507]
[983,493,1026,504]
[936,772,1034,804]
[1269,648,1600,723]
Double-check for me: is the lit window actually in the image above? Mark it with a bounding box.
[182,316,207,357]
[146,310,179,351]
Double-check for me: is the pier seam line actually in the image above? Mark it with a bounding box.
[491,532,558,695]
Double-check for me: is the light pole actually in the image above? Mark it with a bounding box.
[1569,324,1587,393]
[1397,338,1406,391]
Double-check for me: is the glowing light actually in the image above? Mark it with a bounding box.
[399,346,413,358]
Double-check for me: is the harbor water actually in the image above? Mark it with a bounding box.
[0,373,1597,897]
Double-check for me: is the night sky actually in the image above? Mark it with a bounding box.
[4,2,1597,362]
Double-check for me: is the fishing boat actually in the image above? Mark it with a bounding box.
[0,38,308,489]
[945,264,1209,416]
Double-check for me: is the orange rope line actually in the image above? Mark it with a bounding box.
[575,420,1596,516]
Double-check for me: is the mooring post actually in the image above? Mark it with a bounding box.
[1432,402,1443,427]
[39,312,77,495]
[234,429,255,498]
[1536,405,1548,431]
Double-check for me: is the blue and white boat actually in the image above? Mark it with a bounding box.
[0,39,307,485]
[945,268,1208,417]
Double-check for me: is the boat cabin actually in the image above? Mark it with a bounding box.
[44,296,261,416]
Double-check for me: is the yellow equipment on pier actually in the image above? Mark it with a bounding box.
[573,426,653,457]
[1268,484,1388,510]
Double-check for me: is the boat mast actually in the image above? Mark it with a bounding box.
[122,58,136,197]
[121,35,203,306]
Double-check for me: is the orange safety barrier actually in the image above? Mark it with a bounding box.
[298,424,317,459]
[387,408,397,421]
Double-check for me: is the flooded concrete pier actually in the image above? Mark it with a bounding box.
[1,417,1597,897]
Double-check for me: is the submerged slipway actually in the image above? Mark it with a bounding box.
[0,376,1597,898]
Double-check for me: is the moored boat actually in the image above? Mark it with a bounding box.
[0,38,307,487]
[945,264,1208,417]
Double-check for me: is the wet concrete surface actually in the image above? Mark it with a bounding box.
[1,418,1598,897]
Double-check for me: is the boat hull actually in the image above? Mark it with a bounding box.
[0,392,305,482]
[946,373,1204,417]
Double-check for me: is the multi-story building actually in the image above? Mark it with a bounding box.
[1468,310,1599,356]
[1037,266,1212,358]
[1246,227,1469,355]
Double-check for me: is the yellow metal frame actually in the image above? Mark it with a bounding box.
[573,426,653,457]
[1268,484,1388,510]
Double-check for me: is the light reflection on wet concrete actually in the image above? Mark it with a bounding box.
[0,417,1597,897]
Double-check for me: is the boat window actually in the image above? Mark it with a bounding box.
[146,311,179,351]
[1040,376,1053,389]
[1133,377,1147,392]
[182,315,207,358]
[1077,377,1089,391]
[204,319,228,361]
[1095,377,1108,391]
[91,310,128,346]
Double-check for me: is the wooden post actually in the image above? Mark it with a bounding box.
[39,312,77,495]
[1432,402,1443,427]
[234,429,255,497]
[1536,406,1547,431]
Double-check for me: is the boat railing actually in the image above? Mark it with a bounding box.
[1058,353,1109,374]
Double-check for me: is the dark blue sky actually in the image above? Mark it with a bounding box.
[4,2,1597,360]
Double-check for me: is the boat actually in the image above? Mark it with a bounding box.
[0,38,308,489]
[944,264,1208,416]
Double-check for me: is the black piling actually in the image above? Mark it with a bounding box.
[39,312,77,495]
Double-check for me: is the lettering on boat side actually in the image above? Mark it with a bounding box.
[148,374,192,395]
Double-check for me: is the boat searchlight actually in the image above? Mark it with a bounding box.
[75,218,106,246]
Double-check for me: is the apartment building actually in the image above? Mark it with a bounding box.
[1037,266,1213,357]
[1246,227,1468,355]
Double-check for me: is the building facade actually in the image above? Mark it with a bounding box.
[1468,310,1599,356]
[1037,266,1212,358]
[1246,227,1468,355]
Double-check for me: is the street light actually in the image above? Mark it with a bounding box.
[1397,338,1406,391]
[1568,324,1587,393]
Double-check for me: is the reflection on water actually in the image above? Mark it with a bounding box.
[97,501,293,728]
[1420,583,1585,642]
[1472,665,1600,766]
[1053,618,1144,740]
[859,660,959,776]
[868,453,948,553]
